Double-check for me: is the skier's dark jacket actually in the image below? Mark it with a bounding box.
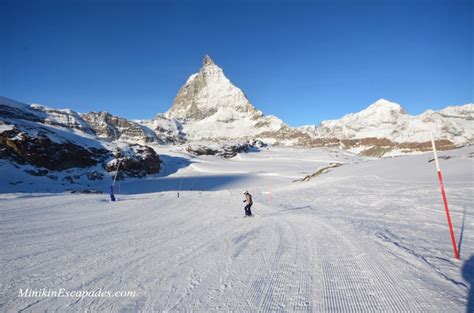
[244,193,253,205]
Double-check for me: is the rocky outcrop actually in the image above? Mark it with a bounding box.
[0,97,94,134]
[119,125,156,143]
[294,163,344,182]
[106,145,161,179]
[81,111,158,142]
[185,145,219,156]
[0,127,109,170]
[345,139,456,157]
[136,115,185,144]
[0,98,163,189]
[218,143,257,158]
[0,102,43,123]
[81,111,130,140]
[31,104,95,134]
[186,142,258,158]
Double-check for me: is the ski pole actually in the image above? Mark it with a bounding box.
[112,158,121,187]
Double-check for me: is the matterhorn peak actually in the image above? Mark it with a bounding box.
[203,54,214,66]
[165,55,259,121]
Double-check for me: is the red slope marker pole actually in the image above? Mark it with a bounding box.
[429,124,459,260]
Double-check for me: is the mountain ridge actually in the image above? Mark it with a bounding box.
[299,98,473,147]
[1,55,472,157]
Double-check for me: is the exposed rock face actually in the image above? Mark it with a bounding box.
[81,111,131,140]
[251,139,267,148]
[164,55,290,142]
[218,143,257,158]
[31,104,95,134]
[0,97,163,189]
[166,55,260,121]
[81,111,158,142]
[185,145,219,156]
[294,163,344,182]
[0,97,111,171]
[137,115,186,144]
[106,145,161,178]
[0,127,109,170]
[0,101,43,123]
[288,135,456,157]
[186,142,258,158]
[340,138,456,157]
[119,125,156,143]
[0,96,94,134]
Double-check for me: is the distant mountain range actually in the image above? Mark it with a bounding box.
[0,55,472,187]
[162,55,473,156]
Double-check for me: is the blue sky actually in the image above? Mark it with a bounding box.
[1,0,472,126]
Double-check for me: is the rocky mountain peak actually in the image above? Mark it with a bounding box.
[203,54,214,66]
[164,55,258,121]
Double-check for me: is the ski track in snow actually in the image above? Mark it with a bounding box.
[1,194,469,312]
[1,147,472,312]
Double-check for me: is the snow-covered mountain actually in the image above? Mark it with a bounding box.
[81,111,183,144]
[299,99,473,153]
[136,115,185,144]
[163,55,295,142]
[1,56,473,160]
[81,111,141,141]
[0,96,162,190]
[161,56,473,154]
[165,55,259,121]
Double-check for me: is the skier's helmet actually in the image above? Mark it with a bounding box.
[243,190,248,195]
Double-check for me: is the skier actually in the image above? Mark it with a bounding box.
[243,191,253,216]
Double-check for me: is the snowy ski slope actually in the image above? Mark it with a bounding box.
[1,146,473,312]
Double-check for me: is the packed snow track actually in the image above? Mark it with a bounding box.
[1,147,472,312]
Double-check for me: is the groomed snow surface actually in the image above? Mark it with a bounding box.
[1,146,473,312]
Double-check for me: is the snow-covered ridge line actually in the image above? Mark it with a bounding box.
[0,96,164,190]
[298,99,473,146]
[1,56,472,156]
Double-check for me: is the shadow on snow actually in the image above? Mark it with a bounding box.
[459,207,467,256]
[156,154,193,177]
[116,174,250,194]
[462,255,474,313]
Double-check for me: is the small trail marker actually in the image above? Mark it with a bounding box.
[269,184,272,207]
[178,178,183,198]
[429,124,459,259]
